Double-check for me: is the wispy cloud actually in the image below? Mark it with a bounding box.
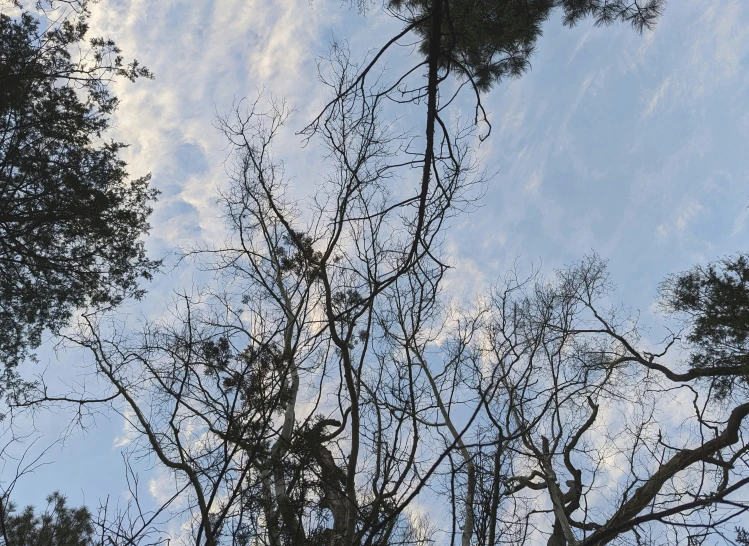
[656,199,704,241]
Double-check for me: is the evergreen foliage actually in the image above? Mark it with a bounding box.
[0,1,159,386]
[0,493,94,546]
[661,254,749,398]
[388,0,665,91]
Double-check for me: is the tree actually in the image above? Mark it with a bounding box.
[0,425,174,546]
[0,492,94,546]
[25,3,742,545]
[659,254,749,399]
[0,0,158,388]
[59,204,749,543]
[40,40,481,541]
[387,0,664,91]
[451,255,749,546]
[29,11,749,540]
[40,59,749,544]
[0,489,169,546]
[306,0,664,292]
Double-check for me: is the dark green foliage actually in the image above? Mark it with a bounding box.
[277,230,323,280]
[388,0,665,91]
[201,337,291,439]
[660,254,749,398]
[0,492,94,546]
[0,2,158,381]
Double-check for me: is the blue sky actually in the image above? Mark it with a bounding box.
[6,0,749,534]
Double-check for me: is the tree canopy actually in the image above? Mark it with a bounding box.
[387,0,665,91]
[660,254,749,399]
[0,493,94,546]
[0,1,158,384]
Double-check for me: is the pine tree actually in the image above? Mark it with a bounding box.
[0,493,94,546]
[660,253,749,398]
[388,0,665,91]
[0,1,159,391]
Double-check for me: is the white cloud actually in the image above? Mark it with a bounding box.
[525,167,544,193]
[112,406,139,448]
[655,200,704,242]
[641,0,749,118]
[86,0,344,255]
[643,74,671,118]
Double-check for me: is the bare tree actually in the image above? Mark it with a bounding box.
[32,41,483,545]
[450,255,749,546]
[21,250,749,545]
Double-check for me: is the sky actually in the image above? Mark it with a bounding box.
[5,0,749,534]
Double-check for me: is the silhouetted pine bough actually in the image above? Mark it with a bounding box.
[0,492,95,546]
